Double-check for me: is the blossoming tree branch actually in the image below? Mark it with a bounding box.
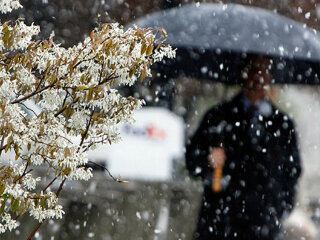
[0,0,175,236]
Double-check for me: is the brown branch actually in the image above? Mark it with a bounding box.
[0,144,8,155]
[31,139,61,149]
[82,136,110,152]
[88,160,125,183]
[13,169,32,184]
[54,98,79,118]
[42,175,59,192]
[11,60,73,105]
[0,134,6,156]
[9,31,116,107]
[27,178,66,240]
[56,178,66,197]
[19,112,28,123]
[0,126,10,156]
[61,90,69,108]
[14,214,20,221]
[70,35,113,71]
[73,56,95,70]
[11,81,56,104]
[60,74,117,92]
[97,75,117,87]
[42,159,60,173]
[57,135,73,144]
[27,222,42,240]
[98,62,105,84]
[19,102,39,117]
[34,78,44,93]
[78,110,94,150]
[21,162,29,177]
[81,142,95,153]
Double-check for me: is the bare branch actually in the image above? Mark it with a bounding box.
[78,110,95,150]
[13,169,32,184]
[42,175,59,192]
[19,102,39,117]
[10,81,56,105]
[88,160,126,183]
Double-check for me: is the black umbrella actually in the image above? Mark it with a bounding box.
[132,3,320,84]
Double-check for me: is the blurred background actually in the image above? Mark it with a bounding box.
[3,0,320,239]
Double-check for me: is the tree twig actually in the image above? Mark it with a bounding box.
[11,81,56,105]
[13,169,32,184]
[88,160,126,183]
[27,178,66,240]
[27,222,42,240]
[19,102,39,117]
[54,98,79,118]
[56,178,66,197]
[78,110,94,150]
[0,132,6,156]
[42,175,59,192]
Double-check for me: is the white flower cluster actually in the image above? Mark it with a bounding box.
[0,0,21,14]
[9,22,40,50]
[0,214,19,233]
[29,192,64,222]
[153,45,177,62]
[0,0,175,235]
[0,19,40,52]
[30,204,64,222]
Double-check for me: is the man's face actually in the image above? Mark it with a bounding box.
[243,57,272,97]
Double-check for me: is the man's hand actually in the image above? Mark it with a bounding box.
[209,147,226,168]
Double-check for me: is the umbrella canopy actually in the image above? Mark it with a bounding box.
[132,3,320,84]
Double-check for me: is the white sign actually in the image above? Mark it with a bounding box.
[88,107,184,181]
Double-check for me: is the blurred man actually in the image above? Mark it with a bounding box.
[186,56,302,240]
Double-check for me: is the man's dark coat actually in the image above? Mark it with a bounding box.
[186,94,301,240]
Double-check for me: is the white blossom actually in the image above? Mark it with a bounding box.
[1,214,18,232]
[0,0,22,14]
[22,174,41,190]
[0,0,175,234]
